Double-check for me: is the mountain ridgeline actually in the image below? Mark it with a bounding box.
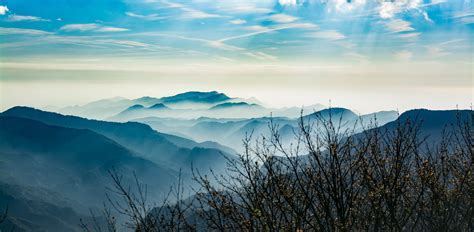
[57,91,326,120]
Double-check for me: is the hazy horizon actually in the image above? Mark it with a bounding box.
[1,60,472,114]
[0,0,473,113]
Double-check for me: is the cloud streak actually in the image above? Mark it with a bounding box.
[229,19,246,25]
[180,8,223,19]
[261,14,298,23]
[384,19,415,33]
[6,14,50,22]
[126,12,166,21]
[0,27,52,35]
[60,24,129,33]
[219,23,318,43]
[308,30,346,41]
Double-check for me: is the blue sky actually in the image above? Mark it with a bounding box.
[0,0,472,112]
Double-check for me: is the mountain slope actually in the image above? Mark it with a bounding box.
[1,107,233,173]
[373,109,472,145]
[0,116,177,206]
[0,182,103,232]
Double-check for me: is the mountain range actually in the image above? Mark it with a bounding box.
[56,91,325,120]
[0,91,471,231]
[134,108,399,152]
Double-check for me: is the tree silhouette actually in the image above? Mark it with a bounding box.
[82,110,473,231]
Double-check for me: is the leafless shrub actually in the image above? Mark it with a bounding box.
[83,109,473,232]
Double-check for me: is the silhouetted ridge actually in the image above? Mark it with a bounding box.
[126,104,145,110]
[160,91,231,104]
[370,109,472,145]
[304,107,358,120]
[210,102,260,110]
[149,103,169,109]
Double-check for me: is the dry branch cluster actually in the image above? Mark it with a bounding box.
[82,112,473,232]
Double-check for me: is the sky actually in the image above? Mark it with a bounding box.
[0,0,472,113]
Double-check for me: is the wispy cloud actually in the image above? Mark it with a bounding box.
[397,32,420,39]
[135,31,282,61]
[95,27,129,32]
[207,40,244,51]
[229,19,246,25]
[219,23,318,43]
[245,25,270,32]
[422,12,434,23]
[150,1,223,20]
[0,5,9,15]
[222,5,273,14]
[126,12,166,21]
[161,1,185,9]
[60,24,129,33]
[244,51,277,61]
[6,14,50,22]
[384,19,415,33]
[308,30,346,41]
[452,11,474,19]
[0,27,52,35]
[459,17,474,25]
[60,24,99,32]
[0,33,172,52]
[262,14,298,23]
[437,39,464,46]
[180,8,223,19]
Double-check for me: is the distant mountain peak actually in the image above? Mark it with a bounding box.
[305,107,358,120]
[160,91,231,104]
[210,102,261,110]
[149,103,169,110]
[126,104,145,110]
[135,96,157,101]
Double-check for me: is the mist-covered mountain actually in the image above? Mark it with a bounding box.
[55,91,326,120]
[58,91,235,119]
[135,109,399,152]
[159,91,231,105]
